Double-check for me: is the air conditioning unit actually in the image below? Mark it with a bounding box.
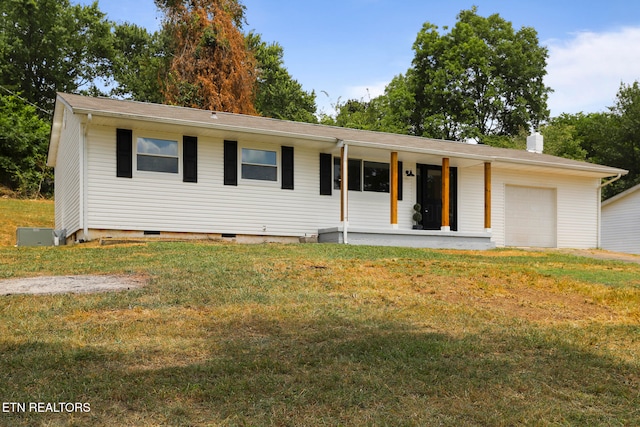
[16,228,55,247]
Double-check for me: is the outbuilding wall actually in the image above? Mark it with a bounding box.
[602,189,640,254]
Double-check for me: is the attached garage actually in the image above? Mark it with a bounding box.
[505,185,557,247]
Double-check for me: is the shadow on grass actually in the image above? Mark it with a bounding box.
[1,316,638,426]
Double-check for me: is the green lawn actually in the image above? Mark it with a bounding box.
[0,198,54,246]
[1,238,639,426]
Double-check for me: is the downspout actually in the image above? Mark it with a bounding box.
[341,140,349,244]
[81,113,92,240]
[597,173,622,248]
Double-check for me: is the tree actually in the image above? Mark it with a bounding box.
[0,0,114,113]
[323,76,414,135]
[156,0,256,113]
[110,23,168,103]
[398,7,551,140]
[545,83,640,199]
[0,94,52,197]
[596,82,640,198]
[247,32,317,123]
[539,115,587,161]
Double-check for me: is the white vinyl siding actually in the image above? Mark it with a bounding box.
[490,168,600,249]
[77,122,602,248]
[53,107,82,236]
[85,125,340,236]
[602,189,640,254]
[505,185,557,248]
[456,165,485,233]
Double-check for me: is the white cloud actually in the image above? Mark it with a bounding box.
[316,82,389,117]
[344,82,388,103]
[545,27,640,116]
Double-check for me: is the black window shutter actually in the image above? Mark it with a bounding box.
[319,153,332,195]
[281,146,294,190]
[116,128,132,178]
[183,136,198,183]
[397,161,403,201]
[224,140,238,186]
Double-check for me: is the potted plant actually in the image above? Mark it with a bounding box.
[412,203,423,229]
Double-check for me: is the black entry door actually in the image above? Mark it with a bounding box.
[416,164,457,230]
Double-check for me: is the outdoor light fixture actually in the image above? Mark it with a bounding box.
[405,170,415,177]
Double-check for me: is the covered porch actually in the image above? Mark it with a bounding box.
[318,140,495,250]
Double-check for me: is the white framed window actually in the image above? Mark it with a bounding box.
[137,137,179,174]
[241,148,277,181]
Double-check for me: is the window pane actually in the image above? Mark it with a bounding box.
[333,157,341,190]
[364,161,390,192]
[137,138,178,156]
[137,155,179,173]
[348,159,361,191]
[242,148,276,165]
[333,157,362,191]
[242,164,277,181]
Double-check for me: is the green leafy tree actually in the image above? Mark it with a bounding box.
[0,94,52,197]
[0,0,114,113]
[546,83,640,199]
[328,8,551,141]
[330,99,378,130]
[247,32,317,123]
[539,115,587,160]
[596,82,640,198]
[372,74,415,135]
[110,23,168,103]
[411,7,550,139]
[325,76,414,134]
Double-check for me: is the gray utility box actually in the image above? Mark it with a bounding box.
[16,228,55,247]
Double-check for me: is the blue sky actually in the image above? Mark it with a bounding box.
[82,0,640,118]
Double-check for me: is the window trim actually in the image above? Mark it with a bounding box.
[239,146,280,185]
[135,135,180,175]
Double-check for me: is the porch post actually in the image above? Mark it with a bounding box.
[484,162,492,232]
[441,157,450,231]
[390,151,398,228]
[340,146,345,222]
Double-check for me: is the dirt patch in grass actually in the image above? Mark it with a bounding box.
[0,275,145,295]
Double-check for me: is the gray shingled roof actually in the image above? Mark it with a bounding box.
[52,92,627,177]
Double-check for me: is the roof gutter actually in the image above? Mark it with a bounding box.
[599,173,623,189]
[69,107,340,146]
[343,139,495,162]
[342,139,627,176]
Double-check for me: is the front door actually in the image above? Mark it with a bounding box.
[417,164,457,230]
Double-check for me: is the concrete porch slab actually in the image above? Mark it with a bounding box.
[318,227,495,250]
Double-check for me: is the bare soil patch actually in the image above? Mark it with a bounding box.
[0,275,145,295]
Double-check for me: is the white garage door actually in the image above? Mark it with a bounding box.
[505,185,557,248]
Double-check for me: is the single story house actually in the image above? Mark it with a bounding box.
[601,183,640,254]
[48,93,627,249]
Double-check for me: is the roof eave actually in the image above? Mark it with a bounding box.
[69,107,341,146]
[602,182,640,206]
[47,94,73,167]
